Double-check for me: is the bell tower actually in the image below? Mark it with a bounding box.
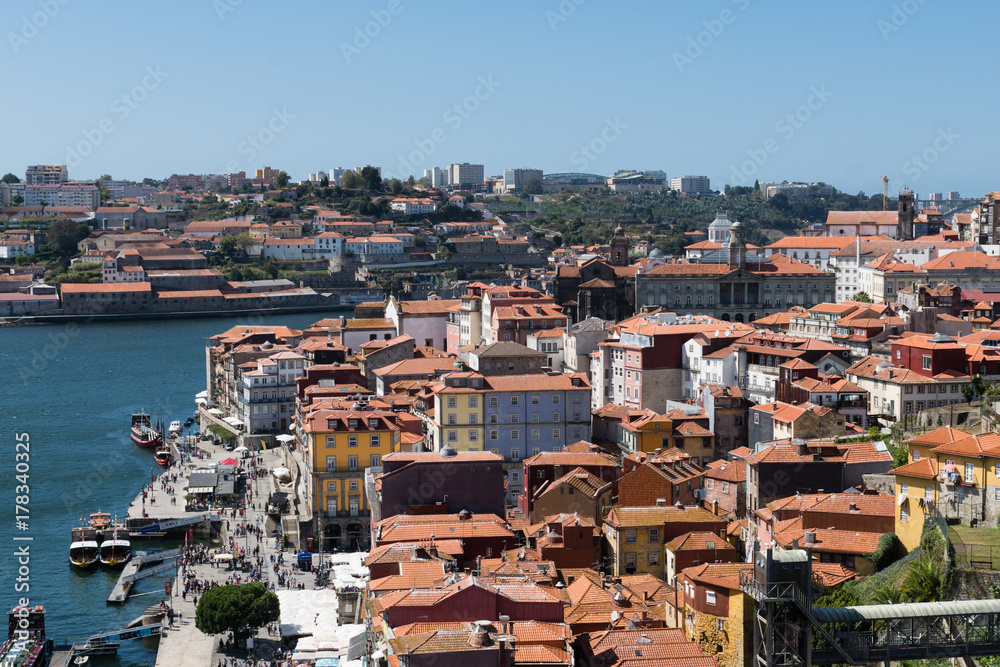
[898,188,915,240]
[610,224,628,267]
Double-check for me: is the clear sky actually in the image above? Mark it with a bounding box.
[2,0,990,197]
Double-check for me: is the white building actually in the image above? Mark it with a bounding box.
[389,198,438,215]
[447,163,484,190]
[0,236,34,259]
[102,256,146,283]
[424,167,449,188]
[329,168,347,185]
[24,182,99,208]
[344,236,404,258]
[670,175,711,195]
[526,328,565,371]
[238,351,305,432]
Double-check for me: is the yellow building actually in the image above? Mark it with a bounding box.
[679,562,754,667]
[431,373,485,451]
[620,410,673,453]
[603,505,726,577]
[302,407,401,551]
[892,426,1000,552]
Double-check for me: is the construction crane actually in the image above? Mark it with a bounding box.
[882,172,889,211]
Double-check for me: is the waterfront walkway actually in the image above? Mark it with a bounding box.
[149,439,315,667]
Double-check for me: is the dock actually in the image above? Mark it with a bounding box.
[108,549,183,603]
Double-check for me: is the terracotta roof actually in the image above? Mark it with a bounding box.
[664,531,736,552]
[930,433,1000,458]
[772,518,883,555]
[397,299,461,315]
[922,251,1000,272]
[811,562,861,587]
[604,505,724,529]
[681,561,753,590]
[539,468,611,500]
[906,426,973,446]
[805,492,894,516]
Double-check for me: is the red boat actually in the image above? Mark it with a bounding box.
[154,449,172,466]
[130,411,162,448]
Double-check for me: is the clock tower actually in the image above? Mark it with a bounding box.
[727,219,747,270]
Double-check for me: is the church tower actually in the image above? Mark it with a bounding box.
[727,219,747,270]
[610,224,629,267]
[898,188,915,240]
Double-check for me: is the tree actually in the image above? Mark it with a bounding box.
[388,179,403,195]
[46,220,88,255]
[195,582,279,641]
[358,166,382,191]
[901,556,941,603]
[98,174,112,182]
[1,173,20,184]
[275,171,290,189]
[852,291,872,303]
[100,187,111,203]
[340,170,362,189]
[522,175,543,195]
[12,194,23,204]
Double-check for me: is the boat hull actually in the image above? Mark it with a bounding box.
[69,556,98,568]
[131,430,161,448]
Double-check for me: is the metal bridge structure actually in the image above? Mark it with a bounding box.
[742,546,1000,666]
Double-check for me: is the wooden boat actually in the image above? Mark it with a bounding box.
[69,524,99,568]
[130,411,162,448]
[99,524,131,567]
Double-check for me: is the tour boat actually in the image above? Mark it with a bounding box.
[168,420,182,434]
[154,449,172,466]
[99,525,131,567]
[130,411,162,448]
[2,606,49,667]
[69,524,100,568]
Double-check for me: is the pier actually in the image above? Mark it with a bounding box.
[108,548,184,603]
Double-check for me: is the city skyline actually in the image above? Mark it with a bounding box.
[2,0,989,197]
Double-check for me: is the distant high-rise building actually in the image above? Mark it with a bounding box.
[928,192,943,203]
[255,167,275,185]
[423,167,449,188]
[502,168,543,193]
[25,165,68,185]
[669,175,712,195]
[761,181,833,200]
[948,191,962,201]
[448,163,484,190]
[329,168,346,185]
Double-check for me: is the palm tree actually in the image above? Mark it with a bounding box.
[902,557,940,603]
[872,585,902,605]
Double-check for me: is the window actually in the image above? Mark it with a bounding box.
[721,482,730,493]
[511,471,520,483]
[531,395,539,405]
[552,428,561,439]
[625,529,637,543]
[469,395,478,407]
[326,497,338,514]
[326,481,336,491]
[510,396,519,406]
[489,430,498,440]
[490,396,499,407]
[326,456,336,471]
[537,470,545,479]
[901,506,909,521]
[922,355,932,370]
[926,487,933,502]
[648,528,660,543]
[370,454,380,467]
[531,412,540,423]
[552,412,561,422]
[511,447,520,461]
[447,431,457,442]
[706,590,717,605]
[996,463,1000,478]
[348,435,358,448]
[716,619,725,631]
[490,413,499,424]
[531,429,540,440]
[966,462,974,481]
[901,482,908,496]
[625,552,636,567]
[532,447,540,455]
[648,551,659,566]
[348,455,358,471]
[469,414,477,425]
[552,395,560,405]
[469,430,478,441]
[511,429,520,440]
[447,396,457,408]
[349,480,358,490]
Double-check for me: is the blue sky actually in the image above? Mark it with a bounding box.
[2,0,989,197]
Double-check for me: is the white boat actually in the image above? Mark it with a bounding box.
[99,526,131,567]
[168,420,182,433]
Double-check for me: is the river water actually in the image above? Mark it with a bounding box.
[0,312,337,665]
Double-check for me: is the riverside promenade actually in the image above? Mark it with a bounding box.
[146,439,314,667]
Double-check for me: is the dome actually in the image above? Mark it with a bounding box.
[648,248,665,259]
[708,211,731,228]
[614,224,625,235]
[440,444,458,458]
[730,219,744,229]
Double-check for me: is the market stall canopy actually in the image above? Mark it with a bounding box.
[223,417,243,427]
[212,553,234,561]
[196,391,208,399]
[272,467,292,479]
[207,408,223,415]
[220,458,239,466]
[233,446,249,453]
[276,434,295,443]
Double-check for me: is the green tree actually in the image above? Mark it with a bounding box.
[851,291,872,303]
[275,171,290,189]
[12,194,23,204]
[522,175,543,195]
[388,179,403,194]
[901,557,941,603]
[100,187,111,203]
[45,220,89,255]
[340,170,362,189]
[1,173,21,184]
[195,583,279,641]
[359,166,382,191]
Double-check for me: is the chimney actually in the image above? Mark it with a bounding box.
[804,531,816,545]
[849,502,858,512]
[476,555,482,575]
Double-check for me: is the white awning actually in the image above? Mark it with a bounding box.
[213,553,234,561]
[196,390,208,399]
[189,486,214,494]
[223,417,243,426]
[898,492,908,506]
[276,434,295,443]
